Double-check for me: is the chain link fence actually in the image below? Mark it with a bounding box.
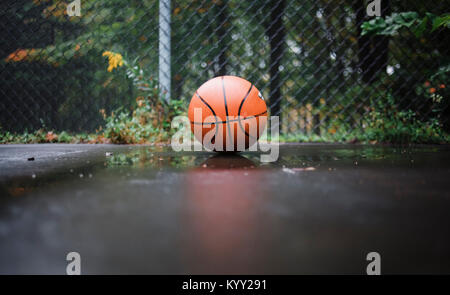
[1,0,449,136]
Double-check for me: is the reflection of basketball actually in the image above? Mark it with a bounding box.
[201,154,256,169]
[188,76,267,152]
[184,155,268,273]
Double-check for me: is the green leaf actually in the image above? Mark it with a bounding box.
[432,14,450,32]
[413,16,428,38]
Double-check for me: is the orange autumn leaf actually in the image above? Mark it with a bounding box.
[46,131,58,142]
[5,49,28,62]
[5,48,41,62]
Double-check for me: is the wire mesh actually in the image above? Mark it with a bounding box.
[0,0,448,135]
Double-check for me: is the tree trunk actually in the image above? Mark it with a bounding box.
[353,0,391,83]
[216,0,230,76]
[266,0,286,117]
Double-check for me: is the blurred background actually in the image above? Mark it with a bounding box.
[0,0,449,143]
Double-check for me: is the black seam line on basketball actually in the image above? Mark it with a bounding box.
[237,83,254,138]
[190,110,267,125]
[221,76,233,146]
[195,92,219,137]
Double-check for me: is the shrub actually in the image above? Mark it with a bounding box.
[101,52,186,144]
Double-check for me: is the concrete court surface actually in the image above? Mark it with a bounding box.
[0,143,449,274]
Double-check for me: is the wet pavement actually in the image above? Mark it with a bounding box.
[0,143,450,274]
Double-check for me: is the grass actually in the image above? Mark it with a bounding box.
[0,129,104,144]
[2,122,449,145]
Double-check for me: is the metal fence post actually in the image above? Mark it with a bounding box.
[159,0,171,102]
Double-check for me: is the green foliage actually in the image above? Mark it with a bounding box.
[0,129,96,144]
[101,56,187,144]
[430,64,450,81]
[1,56,187,144]
[102,108,156,144]
[2,1,449,144]
[361,12,450,37]
[280,91,449,144]
[416,66,449,118]
[361,10,449,136]
[357,93,448,143]
[101,97,186,144]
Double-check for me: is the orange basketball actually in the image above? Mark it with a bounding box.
[188,76,267,152]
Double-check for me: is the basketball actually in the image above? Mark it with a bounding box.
[188,76,268,152]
